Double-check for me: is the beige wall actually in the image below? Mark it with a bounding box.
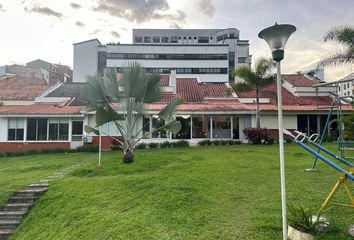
[260,114,297,129]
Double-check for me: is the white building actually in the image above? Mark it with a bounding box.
[73,28,251,83]
[338,72,354,97]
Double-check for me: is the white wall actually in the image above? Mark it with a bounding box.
[73,40,100,82]
[0,118,7,141]
[260,114,297,129]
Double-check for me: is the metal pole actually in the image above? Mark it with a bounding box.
[276,61,287,240]
[98,126,102,166]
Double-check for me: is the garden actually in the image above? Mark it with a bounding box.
[0,144,353,239]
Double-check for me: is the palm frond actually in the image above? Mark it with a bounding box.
[318,50,354,67]
[84,125,100,135]
[95,106,124,126]
[259,74,276,88]
[158,120,182,134]
[231,82,253,93]
[158,96,184,120]
[254,57,275,77]
[324,25,354,46]
[84,72,108,105]
[143,73,162,103]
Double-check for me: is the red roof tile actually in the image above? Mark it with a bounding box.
[0,76,52,101]
[282,74,320,87]
[0,105,83,115]
[245,104,353,112]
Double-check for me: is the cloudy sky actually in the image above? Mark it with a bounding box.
[0,0,353,80]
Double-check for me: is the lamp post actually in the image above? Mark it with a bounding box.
[258,23,296,240]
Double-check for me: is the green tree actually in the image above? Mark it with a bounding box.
[232,57,276,128]
[84,63,183,163]
[343,111,354,141]
[320,25,354,66]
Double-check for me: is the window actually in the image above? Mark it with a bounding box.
[198,36,209,43]
[238,57,247,63]
[192,116,209,138]
[143,36,151,43]
[210,36,213,40]
[188,36,192,40]
[72,121,83,141]
[48,119,69,141]
[27,118,48,141]
[212,116,231,138]
[142,116,150,139]
[152,36,160,43]
[134,36,143,43]
[8,118,24,141]
[170,36,178,43]
[161,36,169,43]
[152,117,167,138]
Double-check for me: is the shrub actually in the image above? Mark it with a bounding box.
[148,142,159,148]
[135,143,147,149]
[343,112,354,141]
[76,145,99,152]
[160,141,171,148]
[243,128,269,144]
[220,140,228,145]
[267,138,275,145]
[171,140,189,148]
[199,140,212,146]
[285,137,292,143]
[213,140,221,145]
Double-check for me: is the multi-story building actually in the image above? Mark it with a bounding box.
[0,64,49,82]
[338,72,354,97]
[73,28,251,83]
[26,59,73,83]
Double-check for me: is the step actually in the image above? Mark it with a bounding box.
[0,220,21,230]
[0,229,15,240]
[14,188,47,197]
[1,203,33,212]
[27,183,49,188]
[8,196,38,204]
[0,211,27,220]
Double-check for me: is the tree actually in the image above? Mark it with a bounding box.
[84,63,183,164]
[232,57,276,128]
[319,25,354,66]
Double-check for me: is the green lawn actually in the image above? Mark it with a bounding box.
[1,144,353,239]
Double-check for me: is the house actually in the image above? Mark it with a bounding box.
[73,28,251,83]
[0,71,350,153]
[0,64,49,82]
[26,59,73,83]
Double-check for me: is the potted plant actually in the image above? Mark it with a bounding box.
[287,204,325,240]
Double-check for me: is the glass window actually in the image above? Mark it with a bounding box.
[192,116,209,138]
[134,36,143,43]
[233,116,239,139]
[27,118,37,140]
[26,118,48,141]
[59,123,69,140]
[143,116,150,139]
[72,121,83,141]
[198,36,209,43]
[238,57,247,63]
[170,36,178,43]
[143,36,151,43]
[152,36,160,43]
[212,116,231,139]
[152,116,166,138]
[161,37,169,43]
[8,118,24,141]
[173,116,191,139]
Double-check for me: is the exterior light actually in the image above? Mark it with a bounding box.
[258,23,296,62]
[259,23,296,240]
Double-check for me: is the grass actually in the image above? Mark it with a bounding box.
[0,144,352,239]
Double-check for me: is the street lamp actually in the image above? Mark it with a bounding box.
[258,23,296,240]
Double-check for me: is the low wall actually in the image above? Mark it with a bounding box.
[0,142,70,153]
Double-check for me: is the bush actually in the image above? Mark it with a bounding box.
[148,143,159,148]
[285,138,292,143]
[266,138,275,145]
[171,140,189,148]
[160,141,171,148]
[199,140,212,146]
[243,128,269,144]
[213,140,221,145]
[76,145,99,152]
[135,143,147,149]
[220,140,228,145]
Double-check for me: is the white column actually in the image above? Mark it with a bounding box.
[230,116,233,139]
[190,116,193,139]
[210,116,213,139]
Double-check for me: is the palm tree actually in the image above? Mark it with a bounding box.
[84,63,183,164]
[319,25,354,66]
[232,57,276,128]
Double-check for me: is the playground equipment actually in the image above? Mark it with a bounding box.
[283,129,354,214]
[308,80,354,171]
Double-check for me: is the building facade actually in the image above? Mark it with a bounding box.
[73,28,251,83]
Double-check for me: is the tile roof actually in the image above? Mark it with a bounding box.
[46,83,87,106]
[245,104,353,112]
[235,83,333,106]
[0,104,83,115]
[0,76,52,101]
[282,74,320,87]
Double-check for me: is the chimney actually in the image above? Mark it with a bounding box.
[170,69,177,93]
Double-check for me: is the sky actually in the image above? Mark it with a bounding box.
[0,0,353,81]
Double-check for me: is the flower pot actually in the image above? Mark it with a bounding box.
[288,225,315,240]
